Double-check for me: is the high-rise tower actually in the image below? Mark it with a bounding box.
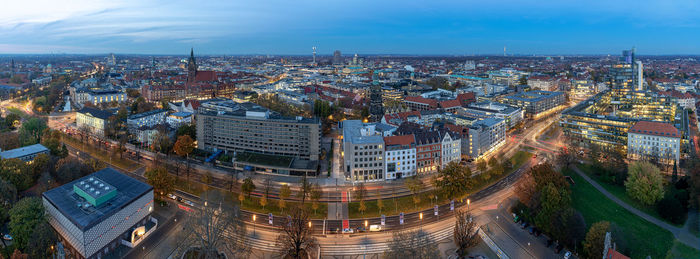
[312,46,317,65]
[368,71,384,122]
[332,50,342,66]
[187,48,197,83]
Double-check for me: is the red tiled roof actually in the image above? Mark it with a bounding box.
[195,71,218,82]
[445,123,468,137]
[629,121,680,138]
[456,92,476,106]
[184,99,201,110]
[404,96,438,107]
[439,99,462,109]
[384,134,416,146]
[606,248,630,259]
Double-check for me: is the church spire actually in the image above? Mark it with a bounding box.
[187,48,197,84]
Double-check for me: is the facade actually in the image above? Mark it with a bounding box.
[414,131,442,174]
[127,109,167,129]
[0,143,49,161]
[88,90,126,105]
[42,168,155,259]
[502,90,565,117]
[440,131,461,168]
[459,102,523,128]
[76,107,113,137]
[166,112,193,128]
[383,134,416,180]
[196,99,321,160]
[468,118,506,158]
[404,96,438,111]
[627,121,681,165]
[342,120,386,182]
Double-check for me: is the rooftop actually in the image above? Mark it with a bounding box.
[42,168,153,231]
[128,109,167,120]
[629,121,680,138]
[504,90,564,102]
[78,107,114,120]
[0,144,48,160]
[384,134,415,146]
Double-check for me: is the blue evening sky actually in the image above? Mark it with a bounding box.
[1,0,699,55]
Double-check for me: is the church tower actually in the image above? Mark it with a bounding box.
[187,48,197,83]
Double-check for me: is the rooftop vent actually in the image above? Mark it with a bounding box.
[73,176,117,207]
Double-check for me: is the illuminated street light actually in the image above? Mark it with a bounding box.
[252,214,256,236]
[419,212,423,231]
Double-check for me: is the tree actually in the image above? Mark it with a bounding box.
[279,184,291,213]
[476,159,487,172]
[310,184,321,216]
[563,210,587,252]
[354,182,367,216]
[18,117,47,145]
[405,176,424,209]
[583,221,610,259]
[0,158,32,191]
[530,163,568,191]
[672,160,678,184]
[53,157,83,184]
[555,147,576,170]
[173,135,195,179]
[376,189,384,214]
[176,124,196,140]
[625,161,664,206]
[241,178,256,198]
[433,162,472,200]
[425,76,449,90]
[30,153,50,179]
[25,221,57,259]
[153,129,172,154]
[176,191,249,258]
[0,131,20,150]
[5,113,20,129]
[657,196,685,224]
[384,230,440,259]
[453,209,479,256]
[276,207,316,259]
[298,175,312,204]
[515,172,536,206]
[9,197,45,251]
[533,183,571,236]
[144,167,175,198]
[0,179,17,225]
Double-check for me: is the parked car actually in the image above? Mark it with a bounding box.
[167,193,177,200]
[342,228,354,234]
[528,227,535,235]
[564,251,572,259]
[521,222,529,229]
[184,200,195,207]
[355,227,366,233]
[2,234,12,241]
[369,225,382,232]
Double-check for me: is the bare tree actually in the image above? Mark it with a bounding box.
[453,209,479,256]
[384,230,440,259]
[176,191,249,259]
[276,207,317,259]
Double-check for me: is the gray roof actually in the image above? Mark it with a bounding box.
[504,90,564,102]
[128,109,167,120]
[78,107,114,120]
[473,117,504,128]
[0,144,48,159]
[42,168,153,231]
[342,120,384,145]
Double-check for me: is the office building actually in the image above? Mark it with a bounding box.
[127,109,167,130]
[333,50,343,66]
[166,112,193,128]
[341,120,386,182]
[0,143,49,162]
[468,118,506,158]
[76,107,113,137]
[43,168,155,259]
[459,102,523,128]
[384,134,416,180]
[502,90,565,118]
[627,121,681,165]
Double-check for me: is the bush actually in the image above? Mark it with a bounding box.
[657,197,685,224]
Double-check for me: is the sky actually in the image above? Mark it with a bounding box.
[1,0,699,55]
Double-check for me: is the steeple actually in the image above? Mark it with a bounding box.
[187,48,197,83]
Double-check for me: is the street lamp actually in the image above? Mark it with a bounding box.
[252,214,256,236]
[419,212,423,231]
[364,220,368,238]
[467,199,471,211]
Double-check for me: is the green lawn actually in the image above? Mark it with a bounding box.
[349,150,533,218]
[665,240,700,259]
[577,164,683,227]
[563,168,677,258]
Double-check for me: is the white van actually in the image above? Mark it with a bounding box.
[369,225,382,232]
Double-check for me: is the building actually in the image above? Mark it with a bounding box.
[383,134,416,180]
[88,89,126,105]
[0,143,49,162]
[368,83,384,122]
[404,96,438,111]
[187,48,198,84]
[414,131,442,174]
[127,109,167,130]
[468,118,506,158]
[440,130,461,167]
[502,90,565,118]
[459,102,523,128]
[333,50,343,66]
[341,120,386,182]
[627,121,681,165]
[76,107,113,137]
[166,112,193,128]
[42,168,155,259]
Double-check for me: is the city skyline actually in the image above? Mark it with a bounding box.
[2,0,700,55]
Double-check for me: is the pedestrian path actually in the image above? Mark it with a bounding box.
[572,166,700,250]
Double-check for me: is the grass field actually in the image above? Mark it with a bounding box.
[577,164,683,227]
[348,150,533,218]
[563,168,678,258]
[665,240,700,259]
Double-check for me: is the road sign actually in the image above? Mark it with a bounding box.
[399,212,404,225]
[381,214,385,226]
[434,205,438,216]
[450,200,455,211]
[268,213,273,225]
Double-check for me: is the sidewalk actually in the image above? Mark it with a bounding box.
[572,166,700,250]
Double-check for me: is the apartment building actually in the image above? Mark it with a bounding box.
[384,134,416,180]
[468,118,506,158]
[627,121,681,165]
[342,120,386,182]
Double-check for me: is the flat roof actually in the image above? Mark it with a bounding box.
[0,144,48,159]
[42,168,152,231]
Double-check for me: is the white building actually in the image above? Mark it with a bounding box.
[42,168,156,259]
[468,118,506,158]
[166,112,193,128]
[627,121,681,165]
[127,109,167,129]
[341,120,386,182]
[440,131,461,168]
[384,134,416,180]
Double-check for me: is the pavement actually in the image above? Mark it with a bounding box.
[572,165,700,250]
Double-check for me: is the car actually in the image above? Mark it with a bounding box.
[355,227,366,233]
[369,225,382,232]
[184,200,195,207]
[520,222,529,229]
[528,227,535,235]
[342,228,354,234]
[564,251,572,259]
[167,193,177,200]
[3,234,12,241]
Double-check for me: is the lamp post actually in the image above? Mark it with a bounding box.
[252,214,256,236]
[419,212,423,231]
[467,199,470,212]
[364,220,368,238]
[308,221,312,236]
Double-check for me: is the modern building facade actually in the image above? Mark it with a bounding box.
[468,118,506,158]
[502,90,565,118]
[127,109,167,130]
[383,134,416,180]
[341,120,386,182]
[459,102,523,128]
[166,112,193,128]
[42,168,155,259]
